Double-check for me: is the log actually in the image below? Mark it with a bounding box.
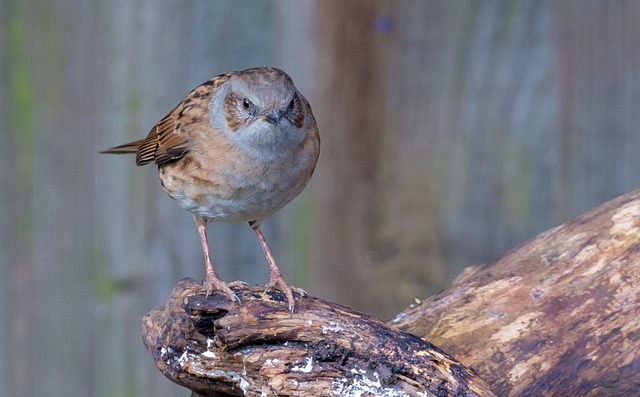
[141,281,495,397]
[392,189,640,396]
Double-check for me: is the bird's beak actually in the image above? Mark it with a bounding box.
[262,109,282,126]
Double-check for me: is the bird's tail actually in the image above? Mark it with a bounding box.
[99,139,145,154]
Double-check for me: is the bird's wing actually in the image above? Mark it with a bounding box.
[135,73,233,166]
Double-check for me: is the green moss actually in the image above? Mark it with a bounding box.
[94,266,119,302]
[7,8,35,249]
[8,11,33,180]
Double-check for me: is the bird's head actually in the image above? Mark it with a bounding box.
[210,67,310,152]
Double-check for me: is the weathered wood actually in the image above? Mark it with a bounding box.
[141,280,495,397]
[392,189,640,396]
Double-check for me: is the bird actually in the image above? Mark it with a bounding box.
[101,67,320,313]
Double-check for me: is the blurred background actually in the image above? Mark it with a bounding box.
[2,0,640,396]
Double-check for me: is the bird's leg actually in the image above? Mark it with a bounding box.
[194,216,244,302]
[250,221,307,314]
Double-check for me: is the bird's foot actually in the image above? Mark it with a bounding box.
[265,272,307,315]
[204,278,248,303]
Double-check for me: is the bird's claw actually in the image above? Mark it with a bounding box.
[204,279,247,304]
[264,275,307,315]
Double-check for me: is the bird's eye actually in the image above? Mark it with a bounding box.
[288,97,296,111]
[242,98,251,110]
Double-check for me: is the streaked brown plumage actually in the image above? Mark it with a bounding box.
[102,67,320,313]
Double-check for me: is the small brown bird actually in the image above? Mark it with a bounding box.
[102,67,320,312]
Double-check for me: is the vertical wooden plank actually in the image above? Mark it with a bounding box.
[2,1,35,395]
[311,0,393,315]
[553,1,640,218]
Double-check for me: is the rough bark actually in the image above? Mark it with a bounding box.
[392,189,640,396]
[141,282,495,397]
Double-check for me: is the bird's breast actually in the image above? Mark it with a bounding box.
[158,143,316,223]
